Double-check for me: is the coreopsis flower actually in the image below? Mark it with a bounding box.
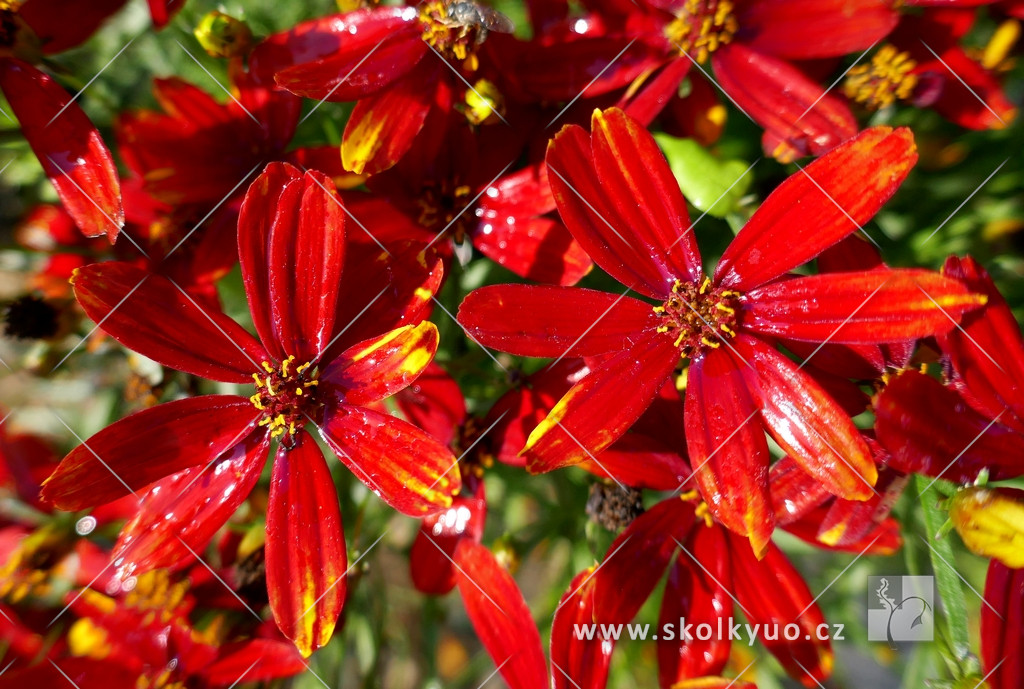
[843,8,1017,129]
[39,162,459,656]
[250,1,515,175]
[875,256,1024,482]
[459,107,985,554]
[0,1,125,239]
[981,561,1024,689]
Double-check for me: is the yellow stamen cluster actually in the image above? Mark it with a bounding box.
[419,0,479,69]
[843,44,918,110]
[250,355,319,441]
[0,526,67,603]
[665,0,738,64]
[417,179,474,243]
[654,277,741,356]
[679,489,714,528]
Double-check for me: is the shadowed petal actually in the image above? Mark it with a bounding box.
[982,561,1024,689]
[394,362,467,447]
[551,567,614,689]
[205,639,306,685]
[740,0,898,59]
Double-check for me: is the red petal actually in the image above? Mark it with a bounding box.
[341,58,438,175]
[238,162,346,363]
[256,8,424,101]
[111,430,269,579]
[743,269,986,344]
[734,335,877,500]
[40,396,257,510]
[205,639,306,684]
[940,255,1024,433]
[410,493,486,595]
[473,216,592,287]
[874,371,1024,481]
[321,322,438,406]
[982,561,1024,689]
[320,404,459,515]
[458,284,655,358]
[686,346,773,556]
[551,567,613,689]
[394,361,467,447]
[266,430,347,657]
[716,125,917,291]
[710,44,857,163]
[73,261,268,383]
[730,534,834,685]
[454,540,548,689]
[524,333,679,473]
[0,59,123,240]
[658,527,733,685]
[740,0,898,60]
[593,497,694,625]
[580,433,690,491]
[20,0,127,53]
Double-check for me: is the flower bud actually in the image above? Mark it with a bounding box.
[193,11,251,59]
[950,487,1024,568]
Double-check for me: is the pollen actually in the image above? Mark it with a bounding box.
[249,355,320,444]
[417,178,475,244]
[419,1,479,68]
[665,0,737,64]
[843,45,918,110]
[654,278,742,357]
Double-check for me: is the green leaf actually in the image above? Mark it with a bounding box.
[916,475,972,664]
[653,134,753,219]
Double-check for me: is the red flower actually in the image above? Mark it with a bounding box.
[40,162,459,656]
[459,108,985,554]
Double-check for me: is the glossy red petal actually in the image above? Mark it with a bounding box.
[111,431,269,579]
[458,284,655,358]
[205,639,306,684]
[743,269,986,344]
[321,322,438,406]
[394,362,467,447]
[0,59,123,241]
[716,126,917,291]
[580,433,690,491]
[940,255,1024,433]
[981,561,1024,689]
[19,0,127,53]
[685,346,774,557]
[874,371,1024,481]
[730,534,833,685]
[40,396,257,510]
[238,162,346,363]
[341,58,438,175]
[740,0,898,59]
[524,333,680,473]
[658,527,733,685]
[710,44,857,164]
[256,8,424,101]
[923,46,1017,130]
[734,335,877,500]
[72,261,267,383]
[551,567,614,689]
[594,497,694,625]
[547,122,675,298]
[454,540,548,689]
[320,404,458,515]
[266,430,347,657]
[590,108,702,286]
[473,216,592,286]
[410,493,486,595]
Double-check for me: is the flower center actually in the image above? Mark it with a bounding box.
[417,178,474,244]
[654,278,741,356]
[843,45,918,110]
[419,0,483,68]
[586,483,645,531]
[664,0,738,64]
[250,355,320,442]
